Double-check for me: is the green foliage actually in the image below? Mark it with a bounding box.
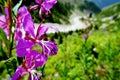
[5,57,18,77]
[0,57,18,79]
[0,40,8,60]
[78,1,101,13]
[0,28,10,60]
[42,26,120,79]
[97,3,120,18]
[0,28,10,49]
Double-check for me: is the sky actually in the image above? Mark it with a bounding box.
[87,0,120,9]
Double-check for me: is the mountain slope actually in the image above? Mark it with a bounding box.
[93,3,120,32]
[97,3,120,18]
[88,0,120,9]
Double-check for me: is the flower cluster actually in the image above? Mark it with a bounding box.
[0,0,58,80]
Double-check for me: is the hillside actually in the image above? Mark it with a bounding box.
[97,3,120,18]
[89,3,120,32]
[29,0,101,24]
[87,0,120,9]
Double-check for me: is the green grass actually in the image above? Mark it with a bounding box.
[43,28,120,80]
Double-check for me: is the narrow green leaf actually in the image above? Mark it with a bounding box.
[12,0,23,15]
[0,28,10,49]
[0,40,8,60]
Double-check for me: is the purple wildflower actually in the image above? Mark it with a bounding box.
[82,34,88,40]
[41,0,57,15]
[0,6,10,36]
[30,0,57,18]
[15,6,58,57]
[81,30,92,40]
[12,51,45,80]
[14,6,35,40]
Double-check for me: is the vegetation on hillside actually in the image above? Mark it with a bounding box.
[97,3,120,18]
[91,3,120,31]
[77,0,101,13]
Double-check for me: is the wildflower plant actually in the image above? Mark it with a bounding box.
[0,0,58,80]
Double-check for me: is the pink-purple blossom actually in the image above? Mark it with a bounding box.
[41,0,57,15]
[15,6,35,40]
[0,6,10,36]
[30,0,57,18]
[15,6,58,58]
[12,1,58,79]
[12,50,45,80]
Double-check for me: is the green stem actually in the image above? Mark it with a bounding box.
[8,0,13,57]
[8,0,12,40]
[9,33,14,57]
[81,38,88,75]
[42,65,46,77]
